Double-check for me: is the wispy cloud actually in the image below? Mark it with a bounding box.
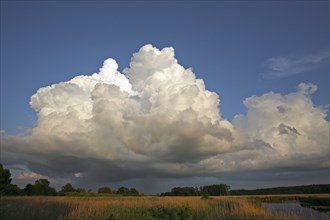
[263,50,329,79]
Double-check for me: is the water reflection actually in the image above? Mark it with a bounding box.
[263,201,329,220]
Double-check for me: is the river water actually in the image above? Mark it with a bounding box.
[262,201,330,220]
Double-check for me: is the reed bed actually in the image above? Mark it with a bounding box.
[0,195,328,220]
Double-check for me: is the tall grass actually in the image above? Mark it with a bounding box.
[1,195,328,220]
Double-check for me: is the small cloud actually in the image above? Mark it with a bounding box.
[15,171,50,181]
[0,129,5,134]
[263,50,329,79]
[74,172,83,178]
[297,82,318,95]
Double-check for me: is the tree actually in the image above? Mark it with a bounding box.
[200,184,230,196]
[23,184,34,195]
[171,187,198,196]
[117,186,130,195]
[5,184,21,195]
[31,179,56,195]
[0,163,12,195]
[98,186,112,194]
[221,184,230,195]
[161,184,231,197]
[76,187,86,193]
[0,163,21,195]
[129,188,139,196]
[61,183,76,193]
[115,187,139,196]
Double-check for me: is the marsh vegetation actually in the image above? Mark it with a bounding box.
[1,195,329,220]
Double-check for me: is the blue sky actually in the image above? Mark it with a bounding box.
[1,1,329,135]
[0,1,329,193]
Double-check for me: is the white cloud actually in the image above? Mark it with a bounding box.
[263,50,329,79]
[1,45,329,191]
[15,171,50,181]
[228,83,329,169]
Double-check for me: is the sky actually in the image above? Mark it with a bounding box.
[0,1,329,194]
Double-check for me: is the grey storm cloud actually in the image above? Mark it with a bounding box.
[1,45,329,190]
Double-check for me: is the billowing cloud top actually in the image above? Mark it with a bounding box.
[1,45,329,190]
[27,45,232,162]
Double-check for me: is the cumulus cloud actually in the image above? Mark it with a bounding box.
[1,45,329,192]
[263,50,329,79]
[228,83,329,169]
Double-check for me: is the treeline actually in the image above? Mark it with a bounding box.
[230,184,330,195]
[2,163,329,197]
[160,184,230,196]
[160,183,330,197]
[0,164,140,196]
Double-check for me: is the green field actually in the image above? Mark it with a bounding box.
[1,194,329,220]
